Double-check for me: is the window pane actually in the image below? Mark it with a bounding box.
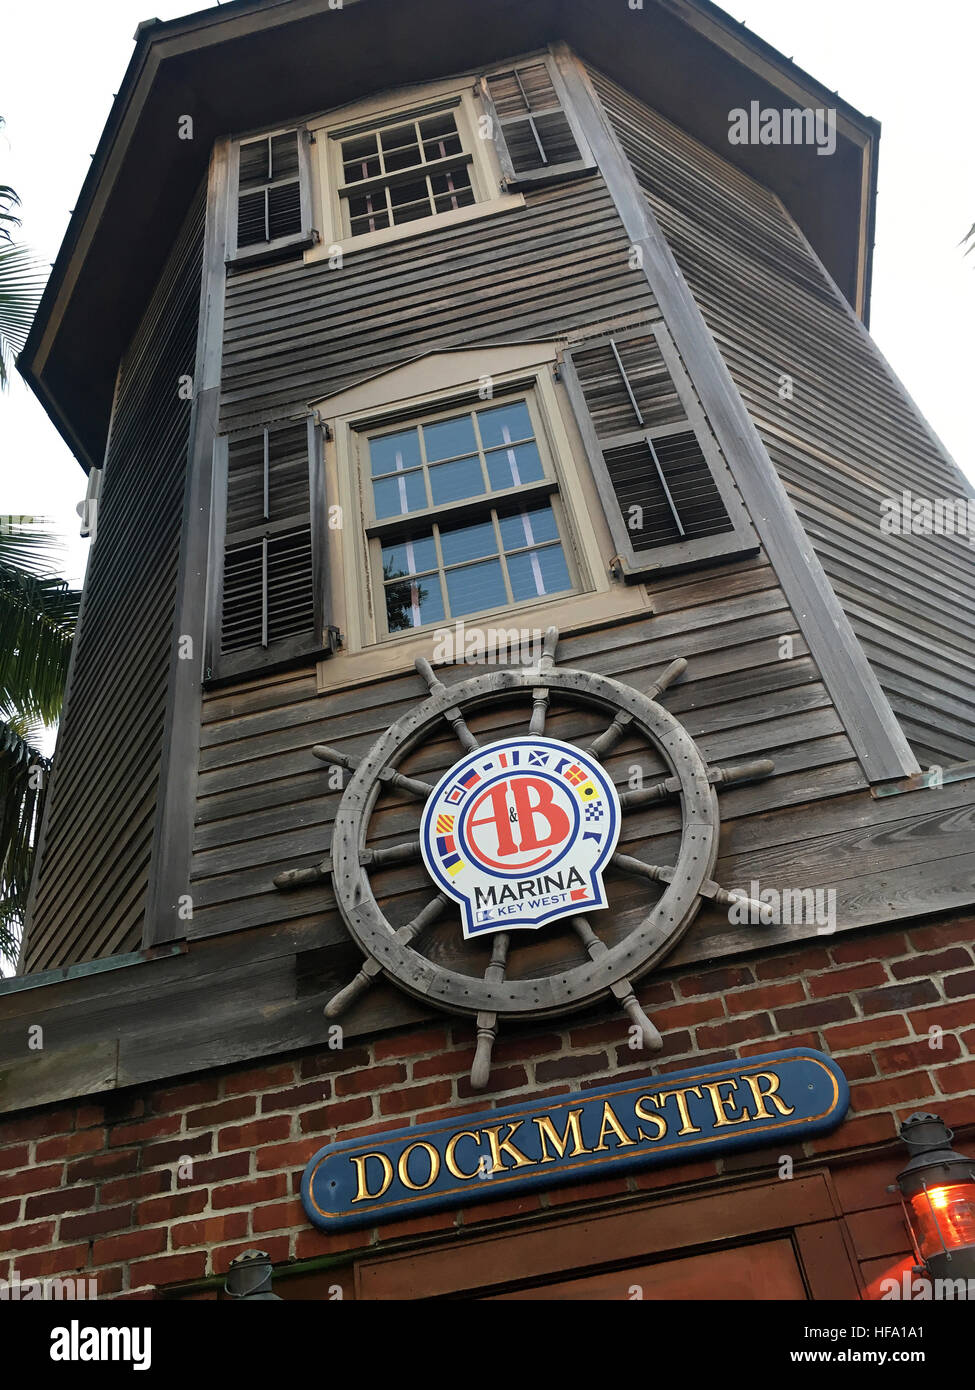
[477,401,534,448]
[389,179,431,223]
[507,545,570,601]
[370,429,422,477]
[420,113,462,161]
[429,456,484,506]
[342,134,381,183]
[381,535,438,579]
[445,559,507,616]
[380,124,422,172]
[423,414,477,462]
[440,519,498,567]
[499,505,560,550]
[485,440,544,490]
[385,575,445,632]
[372,470,427,519]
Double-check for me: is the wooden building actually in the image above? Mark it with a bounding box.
[4,0,975,1301]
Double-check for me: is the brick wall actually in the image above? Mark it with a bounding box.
[1,914,973,1298]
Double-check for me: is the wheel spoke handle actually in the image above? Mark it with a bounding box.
[471,932,510,1090]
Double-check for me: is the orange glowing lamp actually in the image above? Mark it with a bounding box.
[896,1114,975,1278]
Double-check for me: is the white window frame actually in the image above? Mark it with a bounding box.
[310,346,651,690]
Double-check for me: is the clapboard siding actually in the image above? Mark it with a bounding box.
[20,189,206,972]
[190,554,862,940]
[220,180,656,431]
[591,68,975,767]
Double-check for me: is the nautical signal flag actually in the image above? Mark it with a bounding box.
[435,814,455,834]
[576,780,599,802]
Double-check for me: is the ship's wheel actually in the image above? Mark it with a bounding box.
[274,627,773,1088]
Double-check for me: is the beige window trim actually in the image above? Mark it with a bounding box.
[312,345,651,693]
[306,84,520,261]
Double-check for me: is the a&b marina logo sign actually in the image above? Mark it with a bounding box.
[420,735,622,939]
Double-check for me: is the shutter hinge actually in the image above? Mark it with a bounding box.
[325,626,343,653]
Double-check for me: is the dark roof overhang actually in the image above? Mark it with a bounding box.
[18,0,880,471]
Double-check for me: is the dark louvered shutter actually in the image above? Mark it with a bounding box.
[563,324,757,576]
[233,130,312,261]
[482,58,591,186]
[209,420,336,681]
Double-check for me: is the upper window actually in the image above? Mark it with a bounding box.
[338,109,476,238]
[480,57,593,187]
[361,395,575,636]
[228,127,317,266]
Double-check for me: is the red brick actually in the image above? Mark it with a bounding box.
[934,1060,975,1095]
[457,1064,529,1097]
[109,1115,182,1147]
[35,1129,105,1161]
[223,1063,296,1096]
[92,1227,168,1266]
[210,1173,289,1210]
[101,1170,172,1205]
[851,1071,934,1112]
[909,920,975,951]
[90,1266,124,1296]
[535,1053,607,1083]
[129,1252,207,1289]
[544,1176,628,1208]
[374,1027,448,1061]
[251,1198,306,1234]
[945,970,975,999]
[153,1080,220,1113]
[379,1082,452,1117]
[294,1226,372,1260]
[837,1052,877,1081]
[858,981,940,1015]
[755,946,831,980]
[75,1104,106,1129]
[0,1143,30,1171]
[0,1109,73,1146]
[908,1001,975,1035]
[141,1133,212,1169]
[696,1013,773,1048]
[256,1138,319,1172]
[650,998,726,1029]
[413,1050,475,1080]
[807,963,887,997]
[726,981,804,1014]
[635,979,677,1007]
[740,1032,820,1058]
[0,1198,20,1224]
[773,998,854,1030]
[376,1209,460,1240]
[185,1097,257,1129]
[66,1149,139,1183]
[61,1205,134,1242]
[824,1016,910,1051]
[138,1189,208,1225]
[808,1111,898,1153]
[830,933,907,966]
[259,1082,330,1113]
[2,1221,55,1251]
[217,1115,291,1152]
[0,1164,64,1199]
[679,965,754,997]
[24,1184,96,1219]
[300,1046,370,1078]
[875,1036,962,1074]
[299,1097,373,1132]
[891,948,971,979]
[334,1063,407,1097]
[183,1152,251,1187]
[493,1032,564,1063]
[173,1213,249,1248]
[210,1236,289,1276]
[17,1245,88,1280]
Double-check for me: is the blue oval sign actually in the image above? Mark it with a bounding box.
[301,1049,849,1231]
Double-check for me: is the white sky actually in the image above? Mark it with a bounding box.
[1,0,973,600]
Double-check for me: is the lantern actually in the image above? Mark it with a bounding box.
[895,1113,975,1280]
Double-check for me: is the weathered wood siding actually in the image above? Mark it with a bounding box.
[189,156,866,951]
[590,68,975,769]
[20,190,206,972]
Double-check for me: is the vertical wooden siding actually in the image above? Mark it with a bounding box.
[20,190,206,972]
[590,68,975,768]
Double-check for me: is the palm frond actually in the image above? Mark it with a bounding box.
[0,719,48,971]
[965,222,975,258]
[0,520,80,725]
[0,183,22,244]
[0,242,47,387]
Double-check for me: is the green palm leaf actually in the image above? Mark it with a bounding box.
[0,243,46,387]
